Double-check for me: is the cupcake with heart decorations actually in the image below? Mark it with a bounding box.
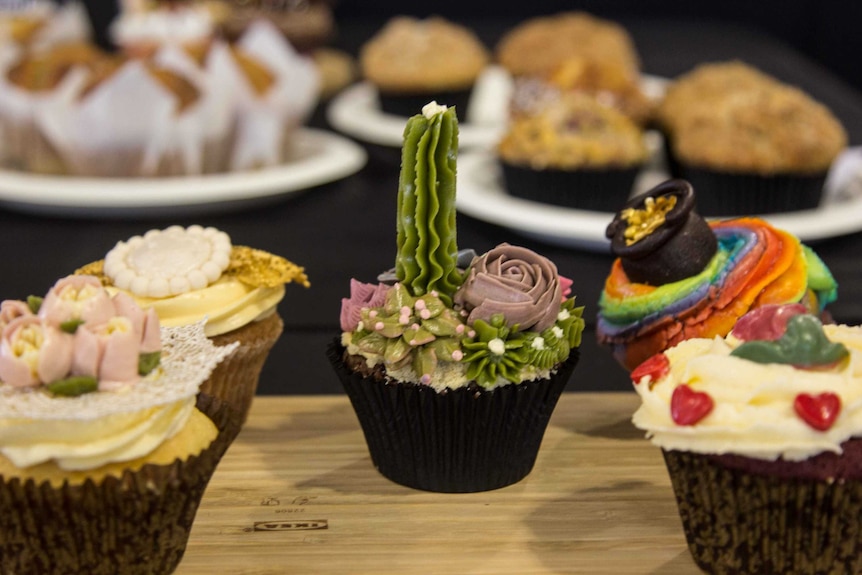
[631,303,862,574]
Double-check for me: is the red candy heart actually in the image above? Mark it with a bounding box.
[631,353,670,386]
[671,385,714,426]
[794,392,841,431]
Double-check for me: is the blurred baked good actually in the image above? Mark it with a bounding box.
[497,91,649,211]
[360,16,490,116]
[206,0,334,52]
[312,47,356,99]
[657,61,848,215]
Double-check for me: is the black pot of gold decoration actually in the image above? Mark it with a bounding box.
[606,179,717,286]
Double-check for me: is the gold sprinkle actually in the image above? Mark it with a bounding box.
[620,195,677,246]
[226,246,310,288]
[75,260,109,285]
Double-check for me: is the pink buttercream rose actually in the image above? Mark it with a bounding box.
[454,243,563,332]
[340,279,391,331]
[0,316,74,388]
[111,292,162,354]
[0,300,33,333]
[73,317,140,391]
[39,275,114,328]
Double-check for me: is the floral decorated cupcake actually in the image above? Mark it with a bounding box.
[632,304,862,574]
[328,102,585,493]
[0,274,237,574]
[597,179,837,371]
[77,225,310,424]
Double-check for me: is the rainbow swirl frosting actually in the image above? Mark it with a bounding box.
[597,217,837,371]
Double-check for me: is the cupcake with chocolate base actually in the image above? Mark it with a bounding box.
[631,305,862,575]
[0,274,238,575]
[329,102,585,493]
[78,225,310,424]
[359,16,490,117]
[657,61,847,215]
[597,179,838,371]
[497,91,649,211]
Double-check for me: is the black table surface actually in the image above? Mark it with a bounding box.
[1,18,861,395]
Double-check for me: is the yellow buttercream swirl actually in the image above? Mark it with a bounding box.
[78,246,309,337]
[633,324,862,461]
[0,396,195,471]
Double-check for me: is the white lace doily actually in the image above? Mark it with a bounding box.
[0,321,238,420]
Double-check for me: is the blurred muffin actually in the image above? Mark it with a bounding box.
[360,16,490,117]
[657,61,848,216]
[109,1,217,59]
[0,0,90,52]
[496,11,652,124]
[497,91,649,211]
[312,47,357,99]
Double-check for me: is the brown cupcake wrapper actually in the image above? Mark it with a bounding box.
[202,312,284,425]
[662,449,862,575]
[0,394,240,575]
[501,160,640,212]
[327,338,579,493]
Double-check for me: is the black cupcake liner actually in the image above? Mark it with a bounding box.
[662,449,862,575]
[661,136,827,216]
[501,161,640,212]
[0,394,240,575]
[327,338,579,493]
[377,88,473,118]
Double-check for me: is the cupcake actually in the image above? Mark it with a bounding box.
[0,274,237,575]
[359,16,490,117]
[631,305,862,574]
[657,61,848,216]
[109,1,217,59]
[495,11,651,124]
[208,0,335,53]
[328,102,585,493]
[77,225,310,424]
[597,179,838,371]
[497,91,649,211]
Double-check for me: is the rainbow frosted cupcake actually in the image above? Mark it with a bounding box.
[597,179,837,371]
[632,304,862,574]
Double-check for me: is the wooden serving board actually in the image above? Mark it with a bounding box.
[177,394,700,574]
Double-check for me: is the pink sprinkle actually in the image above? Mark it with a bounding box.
[452,350,463,361]
[420,309,431,320]
[401,306,411,315]
[415,300,426,310]
[399,314,410,325]
[420,374,432,385]
[368,310,378,318]
[468,330,476,338]
[411,323,420,330]
[430,290,438,297]
[375,322,384,331]
[460,310,468,317]
[409,339,418,346]
[456,324,465,334]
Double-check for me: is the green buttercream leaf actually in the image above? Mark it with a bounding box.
[802,244,838,309]
[60,318,85,334]
[48,376,98,397]
[26,295,42,314]
[138,351,160,375]
[731,314,848,367]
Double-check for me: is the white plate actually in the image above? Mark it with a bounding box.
[456,147,862,253]
[327,67,669,150]
[0,128,368,218]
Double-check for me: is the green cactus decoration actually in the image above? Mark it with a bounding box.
[351,283,469,383]
[395,104,463,306]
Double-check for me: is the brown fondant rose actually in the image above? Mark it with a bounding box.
[454,243,562,332]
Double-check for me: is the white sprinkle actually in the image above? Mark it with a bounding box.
[488,338,506,355]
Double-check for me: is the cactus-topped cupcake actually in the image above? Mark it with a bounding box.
[597,179,838,372]
[328,102,585,493]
